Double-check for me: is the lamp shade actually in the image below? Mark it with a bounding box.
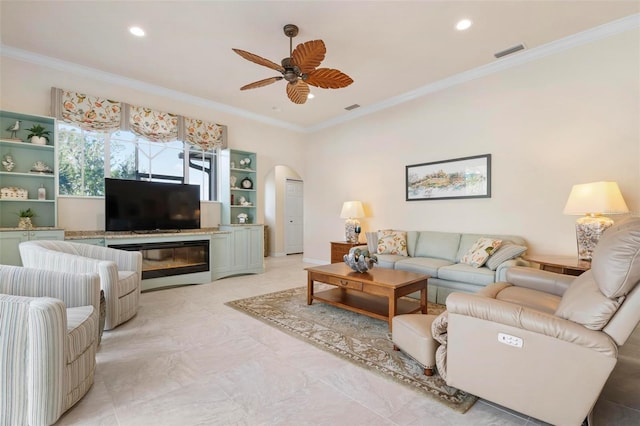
[340,201,365,219]
[563,181,629,215]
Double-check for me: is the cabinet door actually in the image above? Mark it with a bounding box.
[0,231,28,265]
[247,226,264,270]
[231,228,249,271]
[66,238,105,246]
[210,233,232,275]
[29,230,64,242]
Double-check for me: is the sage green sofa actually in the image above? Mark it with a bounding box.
[353,230,529,304]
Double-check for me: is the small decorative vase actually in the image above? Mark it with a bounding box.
[18,217,32,229]
[30,136,47,145]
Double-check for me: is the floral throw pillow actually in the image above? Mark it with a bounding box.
[377,230,408,256]
[460,238,503,268]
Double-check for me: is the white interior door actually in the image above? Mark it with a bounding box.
[285,179,304,254]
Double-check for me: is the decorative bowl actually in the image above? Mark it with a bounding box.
[343,248,378,273]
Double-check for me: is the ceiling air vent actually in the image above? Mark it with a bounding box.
[494,43,526,59]
[345,104,360,111]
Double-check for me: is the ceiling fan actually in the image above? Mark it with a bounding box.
[232,24,353,104]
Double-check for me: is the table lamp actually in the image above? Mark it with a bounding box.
[340,201,365,243]
[563,181,629,260]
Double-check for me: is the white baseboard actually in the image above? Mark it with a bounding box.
[302,257,327,265]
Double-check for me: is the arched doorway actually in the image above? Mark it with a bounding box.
[264,165,303,256]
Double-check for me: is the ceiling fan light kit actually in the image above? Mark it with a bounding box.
[233,24,353,104]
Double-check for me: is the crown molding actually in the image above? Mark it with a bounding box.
[307,13,640,133]
[1,13,638,134]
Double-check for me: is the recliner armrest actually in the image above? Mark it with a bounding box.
[446,292,617,357]
[505,266,574,296]
[494,257,530,282]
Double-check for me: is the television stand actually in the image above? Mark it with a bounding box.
[109,239,209,280]
[107,232,213,291]
[65,226,265,291]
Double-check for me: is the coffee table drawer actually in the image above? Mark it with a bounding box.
[315,273,363,291]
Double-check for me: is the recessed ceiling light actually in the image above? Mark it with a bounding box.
[307,93,315,99]
[455,19,472,31]
[129,26,145,37]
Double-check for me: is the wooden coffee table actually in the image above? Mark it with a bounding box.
[305,263,429,330]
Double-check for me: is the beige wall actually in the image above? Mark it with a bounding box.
[1,27,638,263]
[303,29,640,262]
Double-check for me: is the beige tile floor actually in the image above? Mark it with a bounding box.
[56,255,639,426]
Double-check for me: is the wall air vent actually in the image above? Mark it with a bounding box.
[344,104,360,111]
[494,43,526,59]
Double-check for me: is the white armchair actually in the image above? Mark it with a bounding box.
[19,240,142,330]
[0,264,100,426]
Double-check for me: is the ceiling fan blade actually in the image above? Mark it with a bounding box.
[292,40,326,74]
[286,80,310,104]
[240,76,283,90]
[305,68,354,89]
[232,48,284,72]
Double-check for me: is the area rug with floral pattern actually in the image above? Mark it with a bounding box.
[226,286,477,413]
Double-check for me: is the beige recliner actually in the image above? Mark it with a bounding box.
[440,216,640,426]
[19,240,142,330]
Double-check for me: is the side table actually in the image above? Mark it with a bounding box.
[523,254,591,276]
[330,241,363,263]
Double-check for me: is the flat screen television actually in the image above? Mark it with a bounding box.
[105,178,201,232]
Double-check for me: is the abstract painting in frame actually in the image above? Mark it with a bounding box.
[406,154,491,201]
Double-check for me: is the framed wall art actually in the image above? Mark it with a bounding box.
[406,154,491,201]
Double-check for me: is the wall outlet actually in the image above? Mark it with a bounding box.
[498,332,523,348]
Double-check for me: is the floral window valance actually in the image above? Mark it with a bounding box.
[51,87,227,149]
[125,104,179,143]
[51,88,122,132]
[184,117,226,150]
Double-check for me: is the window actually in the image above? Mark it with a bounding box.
[57,123,218,200]
[58,124,106,196]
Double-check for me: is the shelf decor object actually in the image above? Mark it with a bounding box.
[1,187,28,199]
[241,177,253,189]
[220,149,257,224]
[26,124,51,145]
[18,207,35,229]
[2,154,15,171]
[0,110,57,229]
[343,248,377,273]
[340,200,364,243]
[563,181,629,261]
[5,120,21,140]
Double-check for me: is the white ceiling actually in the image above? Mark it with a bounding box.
[1,1,639,131]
